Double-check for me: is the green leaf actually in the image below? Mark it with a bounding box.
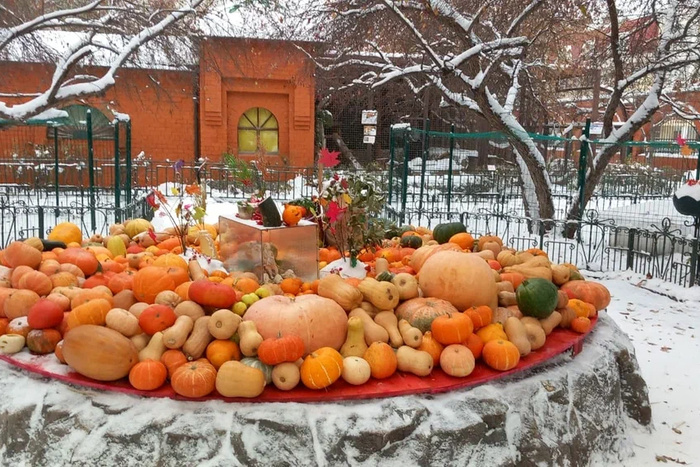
[193,206,206,222]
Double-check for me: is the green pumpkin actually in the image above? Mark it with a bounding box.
[515,278,558,319]
[376,271,395,282]
[400,235,423,249]
[432,222,466,244]
[240,357,273,384]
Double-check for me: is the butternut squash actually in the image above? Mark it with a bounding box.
[174,301,205,321]
[523,322,546,350]
[216,360,265,398]
[155,290,182,308]
[474,250,495,261]
[113,290,137,310]
[130,333,150,351]
[492,307,513,325]
[162,315,194,349]
[348,308,389,345]
[559,306,577,329]
[551,264,571,285]
[503,264,552,281]
[138,331,167,362]
[556,290,569,310]
[317,274,363,311]
[374,311,403,348]
[396,346,433,376]
[271,362,300,391]
[498,291,517,307]
[105,308,141,337]
[129,302,149,319]
[182,316,212,360]
[496,281,515,294]
[207,309,241,340]
[341,356,371,385]
[238,320,263,357]
[539,311,562,335]
[398,319,422,348]
[504,317,531,357]
[188,259,207,281]
[391,273,419,301]
[340,316,368,358]
[357,278,399,310]
[359,301,380,318]
[375,258,390,275]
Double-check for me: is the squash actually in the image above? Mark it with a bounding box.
[271,362,301,391]
[171,359,217,398]
[374,258,390,275]
[559,306,577,329]
[174,301,205,321]
[504,317,531,357]
[301,347,344,389]
[105,308,141,337]
[419,251,498,311]
[341,356,371,385]
[431,312,473,345]
[497,250,520,268]
[340,316,368,357]
[432,222,466,244]
[4,289,40,320]
[26,329,61,354]
[238,320,264,357]
[348,308,389,345]
[27,299,63,329]
[496,281,515,294]
[556,290,569,309]
[243,295,348,354]
[539,311,562,335]
[396,345,433,376]
[391,273,419,301]
[409,243,462,272]
[138,331,167,362]
[439,344,475,377]
[154,290,182,309]
[130,333,151,351]
[400,235,422,249]
[24,237,44,252]
[0,334,26,354]
[515,278,558,319]
[398,319,422,348]
[182,316,212,360]
[4,241,43,269]
[482,339,520,371]
[129,302,149,319]
[240,357,274,384]
[124,218,153,239]
[551,264,571,285]
[357,278,399,310]
[395,297,457,333]
[374,311,403,348]
[476,323,508,343]
[560,280,611,311]
[48,222,82,244]
[476,235,503,252]
[62,325,139,381]
[498,291,518,307]
[257,334,305,366]
[523,321,546,350]
[138,304,177,335]
[163,315,194,349]
[129,360,167,391]
[317,274,363,311]
[359,301,380,318]
[474,249,495,261]
[363,341,397,379]
[207,309,241,340]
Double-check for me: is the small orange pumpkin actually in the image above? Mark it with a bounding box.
[205,340,241,370]
[170,359,217,398]
[300,347,344,389]
[465,305,493,330]
[417,331,444,367]
[431,312,474,345]
[363,342,397,379]
[129,360,168,390]
[482,339,520,371]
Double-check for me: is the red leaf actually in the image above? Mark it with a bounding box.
[319,148,341,168]
[326,201,346,223]
[147,228,157,242]
[676,134,687,147]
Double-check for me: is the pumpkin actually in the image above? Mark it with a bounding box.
[6,316,31,338]
[449,232,474,250]
[499,272,526,290]
[463,333,484,359]
[170,359,217,398]
[243,295,348,355]
[205,340,241,369]
[431,312,474,345]
[26,329,62,354]
[129,360,168,390]
[132,267,176,304]
[62,325,139,381]
[477,235,503,252]
[152,253,188,271]
[216,360,266,398]
[560,280,611,311]
[188,279,237,309]
[48,222,82,245]
[39,260,61,276]
[4,289,40,320]
[282,204,304,226]
[439,344,475,377]
[138,304,176,335]
[24,237,44,252]
[396,297,458,333]
[160,349,188,378]
[4,241,42,269]
[363,341,397,379]
[409,243,462,272]
[482,339,520,371]
[257,334,305,366]
[432,222,467,244]
[27,298,64,329]
[515,278,558,319]
[108,272,134,294]
[300,347,344,389]
[66,298,112,329]
[240,357,274,384]
[57,248,99,276]
[317,274,363,312]
[50,271,80,289]
[400,235,423,249]
[476,323,508,343]
[571,316,592,333]
[568,299,596,318]
[418,251,498,311]
[11,265,34,288]
[465,305,493,330]
[124,218,153,239]
[341,356,372,385]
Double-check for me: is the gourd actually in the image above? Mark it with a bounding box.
[139,331,167,362]
[374,311,403,347]
[363,341,397,379]
[238,321,264,357]
[271,362,301,391]
[398,319,422,348]
[439,344,475,377]
[551,264,571,285]
[357,278,399,310]
[301,347,344,389]
[240,357,274,384]
[396,346,434,376]
[317,274,363,311]
[374,258,390,275]
[182,316,212,360]
[0,334,26,354]
[105,308,142,337]
[130,333,151,351]
[539,311,562,335]
[174,301,205,321]
[341,356,371,385]
[498,291,517,307]
[257,334,305,366]
[340,316,369,357]
[348,308,389,345]
[163,315,194,349]
[515,278,558,319]
[523,321,546,350]
[155,290,182,309]
[432,222,466,244]
[391,273,419,301]
[482,339,520,372]
[504,317,531,357]
[430,312,473,345]
[62,325,139,381]
[207,309,241,340]
[395,297,458,333]
[560,280,611,311]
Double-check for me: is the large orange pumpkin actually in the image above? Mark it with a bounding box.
[17,270,52,296]
[560,280,611,311]
[132,266,176,304]
[243,295,348,355]
[395,297,457,333]
[57,248,99,276]
[409,243,462,272]
[4,241,42,269]
[418,251,498,311]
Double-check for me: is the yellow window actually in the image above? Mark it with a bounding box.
[238,107,279,154]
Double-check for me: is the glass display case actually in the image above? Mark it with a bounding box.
[218,215,319,283]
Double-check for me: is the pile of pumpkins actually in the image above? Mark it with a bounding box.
[0,219,610,399]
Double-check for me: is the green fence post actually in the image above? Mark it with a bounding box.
[87,109,96,233]
[447,124,455,213]
[38,207,44,239]
[401,129,410,225]
[114,121,121,223]
[418,119,430,217]
[577,118,591,221]
[388,126,395,205]
[53,126,59,208]
[126,120,132,205]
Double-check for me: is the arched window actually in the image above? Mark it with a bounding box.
[652,116,698,142]
[238,107,279,154]
[48,105,114,140]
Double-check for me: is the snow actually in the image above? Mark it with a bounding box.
[674,182,700,201]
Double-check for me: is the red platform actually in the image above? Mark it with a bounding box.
[0,319,595,403]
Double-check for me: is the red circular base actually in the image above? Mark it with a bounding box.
[0,318,595,403]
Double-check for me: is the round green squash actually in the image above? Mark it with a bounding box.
[400,235,423,249]
[376,271,395,282]
[515,278,558,319]
[432,222,467,244]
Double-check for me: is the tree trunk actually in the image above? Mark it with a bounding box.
[332,132,362,169]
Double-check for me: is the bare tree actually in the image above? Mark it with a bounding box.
[0,0,212,122]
